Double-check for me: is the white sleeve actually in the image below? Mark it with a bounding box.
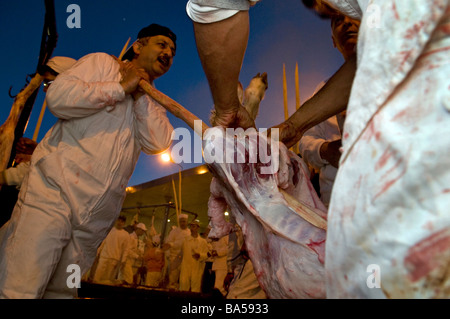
[186,0,260,23]
[298,125,328,170]
[46,53,125,120]
[133,94,174,155]
[3,162,30,187]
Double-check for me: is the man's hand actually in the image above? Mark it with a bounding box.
[16,137,37,155]
[214,106,255,129]
[269,120,303,149]
[320,139,342,168]
[115,57,150,100]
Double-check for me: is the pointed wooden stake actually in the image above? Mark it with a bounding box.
[118,37,131,60]
[283,64,289,120]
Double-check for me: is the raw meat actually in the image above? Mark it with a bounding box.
[205,127,328,298]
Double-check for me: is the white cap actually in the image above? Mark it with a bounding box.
[46,56,77,74]
[136,223,147,231]
[178,214,188,220]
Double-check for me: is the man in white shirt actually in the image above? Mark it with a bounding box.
[162,214,191,289]
[0,23,176,298]
[299,11,360,208]
[179,220,209,293]
[122,223,148,285]
[210,234,228,296]
[187,0,450,298]
[92,216,130,284]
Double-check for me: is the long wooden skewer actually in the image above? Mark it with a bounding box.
[118,37,131,60]
[32,100,47,141]
[283,64,289,120]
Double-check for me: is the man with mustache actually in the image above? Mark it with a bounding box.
[298,11,360,208]
[0,23,176,298]
[187,0,450,298]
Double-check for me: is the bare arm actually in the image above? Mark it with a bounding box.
[273,55,357,148]
[193,11,254,128]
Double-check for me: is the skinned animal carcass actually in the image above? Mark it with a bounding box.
[135,69,327,298]
[205,127,328,298]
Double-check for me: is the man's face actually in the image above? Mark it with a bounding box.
[189,224,199,234]
[331,15,360,59]
[115,219,125,230]
[179,218,188,229]
[136,228,145,236]
[132,35,175,81]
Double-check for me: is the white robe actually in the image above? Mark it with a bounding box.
[0,53,173,298]
[93,227,130,284]
[325,0,450,298]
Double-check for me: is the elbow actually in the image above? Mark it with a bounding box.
[45,83,71,120]
[142,125,174,155]
[145,137,173,156]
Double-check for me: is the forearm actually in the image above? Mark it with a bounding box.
[46,53,125,120]
[286,56,356,140]
[193,11,249,113]
[133,95,174,155]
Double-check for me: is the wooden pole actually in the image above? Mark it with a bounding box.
[32,100,47,141]
[138,78,209,135]
[295,62,300,110]
[171,178,179,224]
[283,64,289,120]
[118,37,131,60]
[294,62,301,154]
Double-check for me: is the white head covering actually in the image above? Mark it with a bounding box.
[136,223,147,231]
[46,56,77,74]
[178,214,188,220]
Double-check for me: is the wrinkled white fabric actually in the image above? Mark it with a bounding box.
[0,52,173,298]
[186,2,238,23]
[186,0,260,23]
[3,162,30,189]
[96,227,130,263]
[46,57,77,75]
[93,227,130,284]
[325,0,450,298]
[299,113,344,207]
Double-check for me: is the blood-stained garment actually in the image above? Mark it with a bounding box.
[0,53,173,298]
[324,0,450,298]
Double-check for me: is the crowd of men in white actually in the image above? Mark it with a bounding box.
[84,213,259,298]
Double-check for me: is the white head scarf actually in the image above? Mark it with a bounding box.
[46,56,77,74]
